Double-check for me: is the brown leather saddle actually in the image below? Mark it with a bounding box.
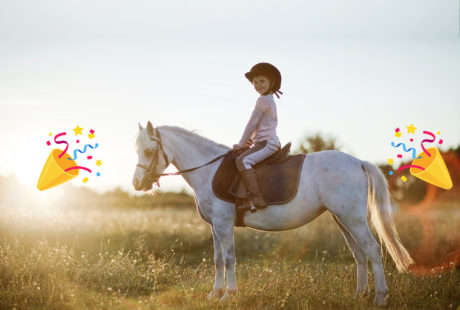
[212,142,306,225]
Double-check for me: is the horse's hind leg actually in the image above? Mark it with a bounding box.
[335,213,389,306]
[331,214,370,298]
[207,227,225,299]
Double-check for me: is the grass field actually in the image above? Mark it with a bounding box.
[0,201,459,309]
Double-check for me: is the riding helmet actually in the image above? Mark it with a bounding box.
[245,62,283,97]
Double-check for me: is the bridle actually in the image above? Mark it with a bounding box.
[136,128,170,187]
[136,128,231,187]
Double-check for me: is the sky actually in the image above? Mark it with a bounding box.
[1,0,459,194]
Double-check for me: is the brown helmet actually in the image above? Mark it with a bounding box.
[245,62,283,98]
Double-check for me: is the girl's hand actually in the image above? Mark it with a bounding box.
[233,144,244,151]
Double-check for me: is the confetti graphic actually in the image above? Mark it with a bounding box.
[421,131,436,157]
[73,126,83,135]
[37,126,102,190]
[64,166,92,173]
[406,124,416,134]
[54,132,69,158]
[68,143,99,160]
[390,141,421,159]
[397,164,425,172]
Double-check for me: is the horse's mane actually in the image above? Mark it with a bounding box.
[159,126,230,152]
[136,125,230,152]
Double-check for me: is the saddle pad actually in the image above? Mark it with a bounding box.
[212,151,306,205]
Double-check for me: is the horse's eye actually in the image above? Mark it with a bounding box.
[144,149,153,157]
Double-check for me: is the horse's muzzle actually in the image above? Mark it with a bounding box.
[134,177,159,191]
[133,179,142,191]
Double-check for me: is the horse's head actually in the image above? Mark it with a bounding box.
[132,121,171,191]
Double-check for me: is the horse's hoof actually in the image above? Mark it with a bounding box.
[354,287,370,299]
[207,289,224,300]
[373,290,389,307]
[373,298,387,307]
[219,289,237,302]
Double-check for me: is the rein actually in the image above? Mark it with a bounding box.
[157,152,230,177]
[137,129,231,184]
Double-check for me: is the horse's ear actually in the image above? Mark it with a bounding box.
[147,121,154,135]
[138,123,143,130]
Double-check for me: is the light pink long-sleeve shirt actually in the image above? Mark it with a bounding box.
[238,94,280,147]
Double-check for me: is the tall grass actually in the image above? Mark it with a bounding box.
[0,203,459,309]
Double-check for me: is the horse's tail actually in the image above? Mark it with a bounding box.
[361,161,414,272]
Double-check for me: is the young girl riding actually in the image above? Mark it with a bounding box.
[233,62,283,209]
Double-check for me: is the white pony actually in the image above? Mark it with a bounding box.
[132,122,414,306]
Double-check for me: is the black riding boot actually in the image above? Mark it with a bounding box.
[239,168,267,209]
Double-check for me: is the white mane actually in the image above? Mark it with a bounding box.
[136,125,230,153]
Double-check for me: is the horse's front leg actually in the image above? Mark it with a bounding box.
[212,218,238,301]
[207,227,225,299]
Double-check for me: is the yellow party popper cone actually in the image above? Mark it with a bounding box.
[37,149,79,191]
[410,147,452,190]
